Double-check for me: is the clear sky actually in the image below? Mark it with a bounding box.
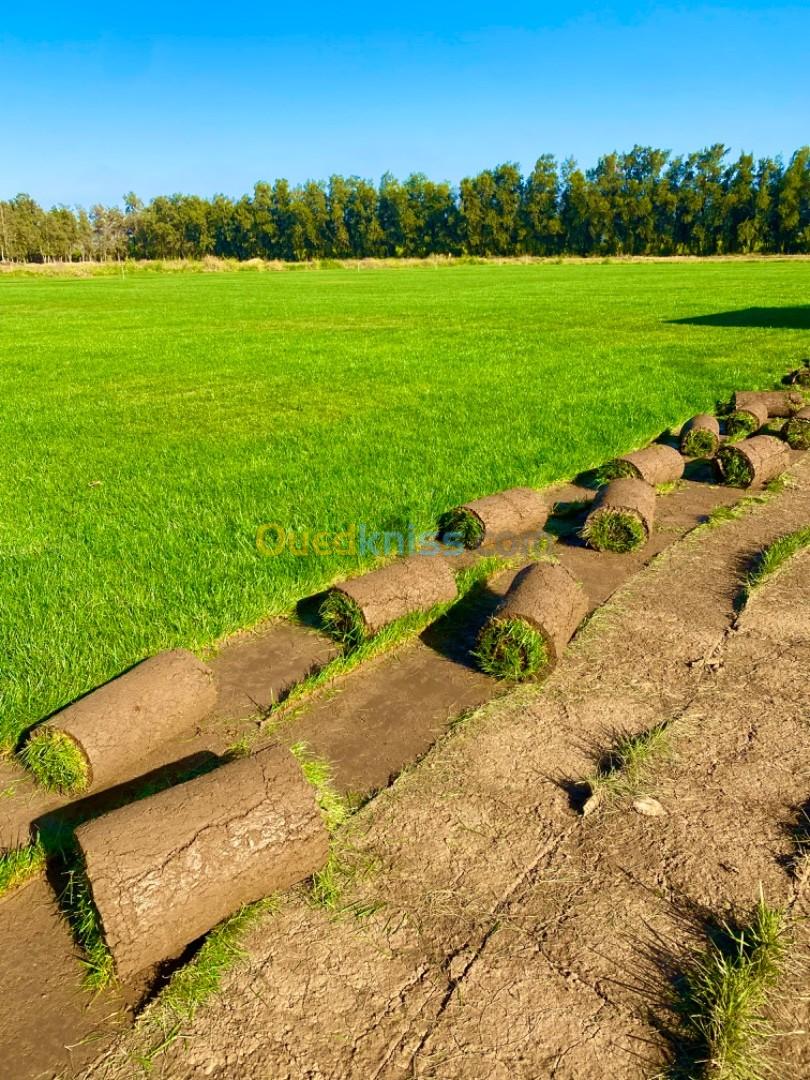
[3,2,808,207]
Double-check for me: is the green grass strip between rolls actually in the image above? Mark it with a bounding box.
[582,508,647,553]
[474,616,549,680]
[19,729,90,794]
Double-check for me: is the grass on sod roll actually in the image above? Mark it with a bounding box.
[4,261,809,754]
[318,590,367,647]
[474,617,549,680]
[582,508,647,552]
[742,525,810,602]
[595,458,640,484]
[18,729,90,794]
[725,411,760,441]
[717,446,755,488]
[783,416,810,449]
[681,427,719,457]
[586,721,671,801]
[671,897,789,1080]
[436,506,486,548]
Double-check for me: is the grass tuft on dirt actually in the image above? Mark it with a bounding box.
[681,427,720,458]
[582,508,647,552]
[742,525,810,604]
[586,721,671,802]
[436,506,486,548]
[60,856,115,990]
[716,446,755,488]
[18,729,90,794]
[318,590,367,648]
[0,841,46,897]
[474,617,549,680]
[670,897,789,1080]
[125,897,280,1071]
[725,411,760,441]
[290,741,350,833]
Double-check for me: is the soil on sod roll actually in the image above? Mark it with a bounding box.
[76,746,327,980]
[733,389,805,418]
[475,561,588,680]
[319,554,458,645]
[783,406,810,450]
[437,487,548,550]
[18,650,216,794]
[716,435,791,488]
[602,443,684,486]
[679,413,721,457]
[582,478,656,553]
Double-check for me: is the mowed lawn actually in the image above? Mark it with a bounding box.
[2,261,809,747]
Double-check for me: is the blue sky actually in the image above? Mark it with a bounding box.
[2,2,808,207]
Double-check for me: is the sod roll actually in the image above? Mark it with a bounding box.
[679,414,721,457]
[733,390,805,418]
[76,746,328,979]
[320,554,458,644]
[20,650,216,794]
[716,435,791,488]
[582,478,656,553]
[785,367,810,388]
[783,406,810,450]
[437,487,548,549]
[606,444,684,486]
[726,399,769,439]
[475,561,588,680]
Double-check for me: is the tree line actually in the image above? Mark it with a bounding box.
[2,144,809,263]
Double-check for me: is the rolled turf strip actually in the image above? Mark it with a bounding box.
[603,444,684,486]
[19,650,216,795]
[725,398,769,439]
[785,365,810,388]
[679,414,721,457]
[582,477,656,553]
[783,406,810,450]
[76,746,328,979]
[437,487,548,549]
[475,561,588,680]
[733,390,805,418]
[716,435,791,488]
[319,554,458,646]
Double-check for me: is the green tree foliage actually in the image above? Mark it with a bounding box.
[2,146,809,263]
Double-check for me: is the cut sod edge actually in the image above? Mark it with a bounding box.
[436,505,486,548]
[18,728,91,795]
[474,615,552,681]
[582,506,649,553]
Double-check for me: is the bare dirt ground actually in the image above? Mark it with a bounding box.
[76,456,810,1080]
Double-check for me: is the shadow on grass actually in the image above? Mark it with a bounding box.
[669,306,810,330]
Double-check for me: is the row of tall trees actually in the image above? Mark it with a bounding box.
[2,145,809,263]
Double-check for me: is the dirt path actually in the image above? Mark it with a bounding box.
[79,456,810,1079]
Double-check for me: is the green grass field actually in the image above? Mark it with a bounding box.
[1,260,808,749]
